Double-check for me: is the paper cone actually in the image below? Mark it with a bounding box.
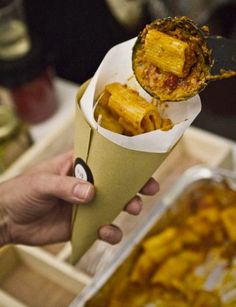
[71,38,201,263]
[71,83,169,263]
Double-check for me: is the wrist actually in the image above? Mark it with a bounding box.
[0,205,11,247]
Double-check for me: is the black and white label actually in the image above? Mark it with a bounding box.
[74,158,94,184]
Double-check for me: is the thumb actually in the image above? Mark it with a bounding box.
[31,173,95,204]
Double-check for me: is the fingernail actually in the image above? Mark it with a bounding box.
[98,225,122,245]
[73,183,93,200]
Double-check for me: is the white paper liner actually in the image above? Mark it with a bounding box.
[80,38,201,153]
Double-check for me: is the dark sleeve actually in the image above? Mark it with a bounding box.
[23,0,146,83]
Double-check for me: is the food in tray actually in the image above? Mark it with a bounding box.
[132,16,236,101]
[86,180,236,307]
[94,82,173,136]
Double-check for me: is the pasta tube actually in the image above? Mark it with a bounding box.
[95,83,162,136]
[144,29,189,78]
[221,207,236,242]
[94,104,124,134]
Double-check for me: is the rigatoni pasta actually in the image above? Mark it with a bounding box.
[144,29,191,78]
[94,83,172,136]
[86,180,236,307]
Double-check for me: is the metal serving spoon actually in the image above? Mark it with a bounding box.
[207,36,236,76]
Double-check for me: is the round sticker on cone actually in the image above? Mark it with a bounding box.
[74,158,94,184]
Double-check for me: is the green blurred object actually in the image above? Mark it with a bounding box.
[0,105,32,173]
[0,0,31,60]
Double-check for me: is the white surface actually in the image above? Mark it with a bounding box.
[29,78,78,142]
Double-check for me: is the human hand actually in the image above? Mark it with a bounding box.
[0,151,159,247]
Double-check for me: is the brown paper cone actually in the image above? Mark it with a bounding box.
[71,82,170,264]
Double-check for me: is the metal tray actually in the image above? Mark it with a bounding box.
[71,165,236,306]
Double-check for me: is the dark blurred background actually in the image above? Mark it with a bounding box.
[23,0,236,140]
